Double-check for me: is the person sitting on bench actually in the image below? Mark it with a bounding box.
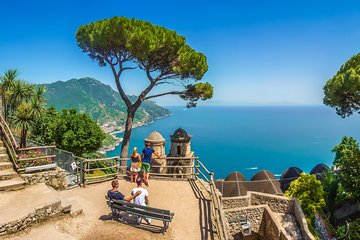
[131,178,151,224]
[108,179,141,202]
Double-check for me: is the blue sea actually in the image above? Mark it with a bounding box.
[107,106,360,180]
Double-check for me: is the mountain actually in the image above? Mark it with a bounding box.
[42,77,170,128]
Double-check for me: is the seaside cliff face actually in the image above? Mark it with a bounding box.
[41,77,170,130]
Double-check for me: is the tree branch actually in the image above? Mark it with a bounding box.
[146,68,155,83]
[103,56,132,109]
[144,90,184,100]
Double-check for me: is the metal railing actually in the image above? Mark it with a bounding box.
[75,156,129,186]
[16,145,57,172]
[76,156,199,185]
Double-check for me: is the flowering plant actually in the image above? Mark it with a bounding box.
[18,150,54,168]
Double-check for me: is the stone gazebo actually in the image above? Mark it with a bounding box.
[144,131,166,173]
[167,128,194,178]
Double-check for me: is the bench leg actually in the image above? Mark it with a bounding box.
[162,221,169,233]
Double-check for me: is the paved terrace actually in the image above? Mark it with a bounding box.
[0,179,215,240]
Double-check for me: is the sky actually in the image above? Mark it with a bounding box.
[1,0,360,106]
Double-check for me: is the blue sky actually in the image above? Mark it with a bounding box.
[1,0,360,106]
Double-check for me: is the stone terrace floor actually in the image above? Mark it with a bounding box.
[0,179,214,240]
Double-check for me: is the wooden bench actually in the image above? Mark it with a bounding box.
[105,196,174,233]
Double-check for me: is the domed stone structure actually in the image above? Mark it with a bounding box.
[145,131,165,143]
[280,167,303,192]
[310,163,329,175]
[167,128,194,178]
[169,128,192,157]
[310,163,330,180]
[218,171,248,197]
[225,171,246,182]
[250,170,282,195]
[144,131,166,173]
[171,128,191,142]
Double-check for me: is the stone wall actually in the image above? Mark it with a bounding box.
[223,192,294,214]
[250,192,294,214]
[293,199,316,240]
[222,192,315,240]
[223,196,250,209]
[0,201,69,236]
[259,207,283,240]
[224,205,289,240]
[225,205,266,235]
[314,211,336,240]
[20,168,67,190]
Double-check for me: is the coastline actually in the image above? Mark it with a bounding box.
[98,113,172,154]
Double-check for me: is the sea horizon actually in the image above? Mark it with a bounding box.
[106,105,360,180]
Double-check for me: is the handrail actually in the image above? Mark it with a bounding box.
[194,158,228,240]
[17,155,57,161]
[210,173,228,240]
[154,156,199,160]
[18,146,56,151]
[0,113,18,149]
[76,156,128,162]
[0,114,19,169]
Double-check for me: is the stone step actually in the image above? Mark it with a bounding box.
[0,178,25,191]
[0,153,9,162]
[0,183,77,236]
[0,141,4,147]
[0,162,13,170]
[61,197,83,217]
[0,169,18,180]
[0,147,7,154]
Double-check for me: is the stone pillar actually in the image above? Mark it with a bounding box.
[144,131,166,173]
[167,128,194,178]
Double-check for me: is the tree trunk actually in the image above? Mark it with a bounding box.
[120,110,135,169]
[21,128,27,148]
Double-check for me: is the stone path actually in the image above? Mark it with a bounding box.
[1,179,208,240]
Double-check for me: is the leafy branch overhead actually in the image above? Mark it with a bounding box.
[76,16,213,108]
[323,53,360,117]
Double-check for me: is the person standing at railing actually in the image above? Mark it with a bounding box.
[130,147,141,183]
[141,142,159,187]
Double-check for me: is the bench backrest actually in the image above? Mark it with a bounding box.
[106,197,174,222]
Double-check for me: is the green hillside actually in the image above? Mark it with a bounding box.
[42,77,170,127]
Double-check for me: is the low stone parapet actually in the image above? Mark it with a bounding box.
[0,201,68,236]
[20,167,67,190]
[223,195,250,209]
[223,191,294,214]
[250,192,294,214]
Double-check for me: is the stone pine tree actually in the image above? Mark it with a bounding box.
[76,17,213,160]
[323,53,360,117]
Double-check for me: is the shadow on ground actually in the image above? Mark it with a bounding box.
[99,212,164,233]
[189,179,215,240]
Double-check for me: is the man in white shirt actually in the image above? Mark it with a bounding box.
[131,178,151,224]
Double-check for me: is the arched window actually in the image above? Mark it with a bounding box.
[177,145,181,156]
